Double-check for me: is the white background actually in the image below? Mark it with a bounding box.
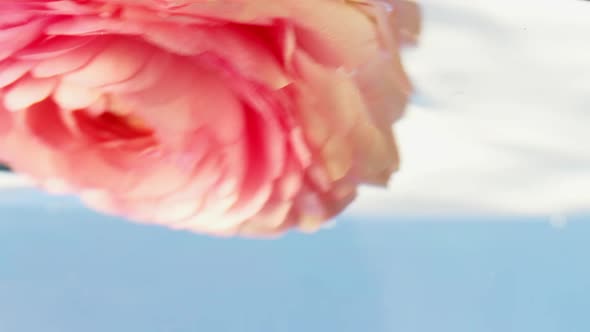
[352,0,590,217]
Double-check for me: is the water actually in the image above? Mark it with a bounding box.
[1,191,588,332]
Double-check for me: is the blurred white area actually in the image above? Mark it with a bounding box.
[1,0,589,218]
[0,173,31,189]
[352,0,590,216]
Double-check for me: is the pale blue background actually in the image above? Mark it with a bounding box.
[0,189,589,332]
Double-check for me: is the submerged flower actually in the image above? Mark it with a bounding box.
[0,0,420,237]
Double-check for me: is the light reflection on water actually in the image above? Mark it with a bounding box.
[0,190,589,332]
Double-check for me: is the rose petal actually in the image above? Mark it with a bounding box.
[124,57,245,144]
[0,101,13,136]
[64,38,153,87]
[3,75,57,112]
[32,37,111,78]
[25,98,76,150]
[0,18,47,61]
[15,35,97,60]
[0,60,36,88]
[53,82,102,110]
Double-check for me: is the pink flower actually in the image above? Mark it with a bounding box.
[0,0,420,237]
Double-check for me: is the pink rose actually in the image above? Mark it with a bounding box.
[0,0,420,237]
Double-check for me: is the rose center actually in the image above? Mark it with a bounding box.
[72,110,154,144]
